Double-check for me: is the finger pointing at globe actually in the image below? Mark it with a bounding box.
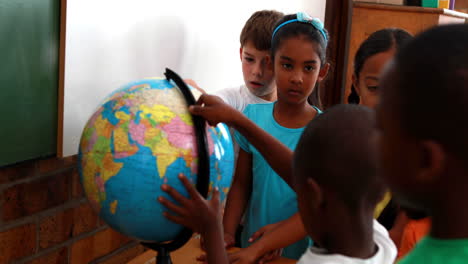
[189,94,242,127]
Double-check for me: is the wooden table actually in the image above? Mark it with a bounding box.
[128,237,296,264]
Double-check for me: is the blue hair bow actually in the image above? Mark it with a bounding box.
[272,12,328,42]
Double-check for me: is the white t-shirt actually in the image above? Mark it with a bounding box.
[297,220,397,264]
[213,84,272,162]
[213,84,270,113]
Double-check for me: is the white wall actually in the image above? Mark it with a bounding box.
[63,0,326,156]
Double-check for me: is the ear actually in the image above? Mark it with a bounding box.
[417,140,446,183]
[305,178,323,209]
[239,47,243,61]
[352,74,361,96]
[317,63,330,82]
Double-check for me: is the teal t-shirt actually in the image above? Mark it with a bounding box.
[234,103,320,260]
[399,236,468,264]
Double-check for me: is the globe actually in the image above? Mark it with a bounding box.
[78,77,235,243]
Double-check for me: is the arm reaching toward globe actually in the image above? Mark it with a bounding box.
[160,174,297,264]
[239,213,306,262]
[159,173,229,264]
[198,213,307,264]
[189,94,295,188]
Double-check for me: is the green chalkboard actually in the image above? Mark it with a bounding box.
[0,0,60,166]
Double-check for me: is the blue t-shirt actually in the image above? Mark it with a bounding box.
[234,102,320,260]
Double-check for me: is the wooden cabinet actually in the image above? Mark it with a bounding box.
[455,0,468,13]
[343,2,468,103]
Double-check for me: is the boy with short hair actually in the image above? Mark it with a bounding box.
[185,11,284,255]
[214,10,283,112]
[377,24,468,263]
[293,105,396,263]
[215,10,284,251]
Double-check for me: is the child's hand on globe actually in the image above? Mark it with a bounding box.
[159,173,222,236]
[189,94,241,127]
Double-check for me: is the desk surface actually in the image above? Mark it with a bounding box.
[128,237,296,264]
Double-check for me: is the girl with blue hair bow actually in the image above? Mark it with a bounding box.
[220,12,330,261]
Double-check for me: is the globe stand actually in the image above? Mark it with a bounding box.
[141,242,174,264]
[141,68,211,264]
[141,229,192,264]
[141,243,174,264]
[156,247,172,264]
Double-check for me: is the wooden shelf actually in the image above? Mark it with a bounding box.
[354,2,468,19]
[342,2,468,103]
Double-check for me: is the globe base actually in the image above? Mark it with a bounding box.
[155,247,172,264]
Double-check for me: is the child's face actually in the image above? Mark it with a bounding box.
[353,49,395,109]
[274,37,327,105]
[240,41,275,98]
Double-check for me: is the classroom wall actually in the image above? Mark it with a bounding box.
[0,156,146,264]
[456,0,468,12]
[0,1,326,263]
[62,0,327,157]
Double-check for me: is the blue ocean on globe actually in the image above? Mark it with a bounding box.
[78,78,235,242]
